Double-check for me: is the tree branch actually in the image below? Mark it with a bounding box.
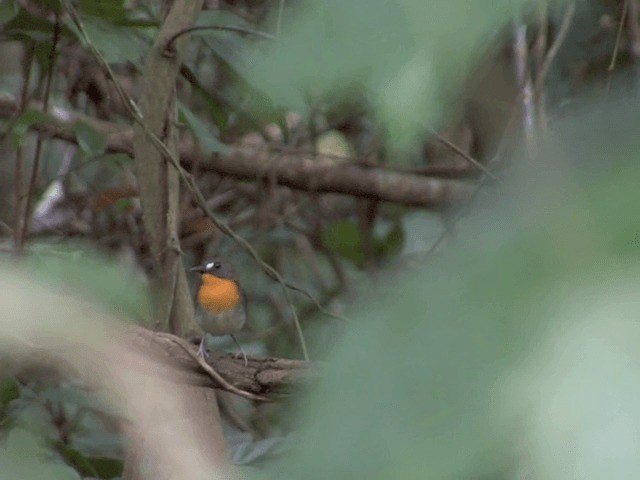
[131,326,314,395]
[130,0,203,336]
[0,98,473,209]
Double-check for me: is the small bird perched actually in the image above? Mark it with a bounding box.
[190,260,247,366]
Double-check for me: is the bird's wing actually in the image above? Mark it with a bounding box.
[235,280,249,319]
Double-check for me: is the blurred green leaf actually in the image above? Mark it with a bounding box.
[55,443,122,479]
[374,222,405,257]
[76,16,149,64]
[10,109,54,149]
[3,8,72,42]
[196,9,256,30]
[321,220,364,267]
[0,0,19,23]
[180,64,228,129]
[0,376,20,408]
[240,0,529,154]
[322,220,405,266]
[0,376,21,424]
[0,376,20,407]
[102,152,134,169]
[258,91,640,480]
[0,428,81,480]
[74,122,107,158]
[23,246,152,324]
[179,102,230,154]
[195,9,259,73]
[78,0,127,23]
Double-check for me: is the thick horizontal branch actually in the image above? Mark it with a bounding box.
[130,326,314,396]
[192,143,472,208]
[0,98,475,208]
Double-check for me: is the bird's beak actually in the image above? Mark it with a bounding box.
[190,265,205,273]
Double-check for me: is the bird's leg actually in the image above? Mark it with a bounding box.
[230,334,248,367]
[198,334,209,358]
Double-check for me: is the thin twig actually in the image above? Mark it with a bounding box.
[627,0,640,60]
[426,100,521,258]
[164,25,276,54]
[276,0,286,37]
[535,1,576,94]
[426,127,502,185]
[63,0,316,360]
[16,11,60,253]
[13,43,35,253]
[609,0,630,72]
[513,18,536,151]
[533,2,549,128]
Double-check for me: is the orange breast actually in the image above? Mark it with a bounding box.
[197,274,241,314]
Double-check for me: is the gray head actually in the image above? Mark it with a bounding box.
[190,259,236,279]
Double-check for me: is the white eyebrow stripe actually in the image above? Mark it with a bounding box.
[206,262,214,270]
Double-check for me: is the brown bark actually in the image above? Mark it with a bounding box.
[0,97,473,209]
[131,0,203,337]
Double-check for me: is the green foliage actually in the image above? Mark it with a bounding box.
[250,93,640,478]
[240,0,530,154]
[321,220,405,267]
[74,15,150,64]
[10,109,55,149]
[195,10,258,74]
[74,121,107,158]
[321,220,364,266]
[0,0,19,23]
[21,245,153,324]
[55,443,122,479]
[2,7,71,43]
[78,0,127,23]
[0,429,81,480]
[179,102,229,154]
[0,376,20,422]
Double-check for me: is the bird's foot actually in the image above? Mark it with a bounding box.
[230,334,248,367]
[198,336,209,359]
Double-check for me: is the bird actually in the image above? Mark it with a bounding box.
[190,259,248,366]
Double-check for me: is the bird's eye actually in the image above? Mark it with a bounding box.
[213,262,221,269]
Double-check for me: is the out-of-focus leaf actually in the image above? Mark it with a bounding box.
[0,376,20,408]
[75,16,149,64]
[179,103,230,154]
[196,9,256,30]
[56,443,122,480]
[195,9,259,74]
[71,413,123,458]
[102,153,134,169]
[23,246,152,324]
[0,0,19,23]
[78,0,127,23]
[3,7,73,42]
[0,428,81,480]
[258,91,640,480]
[74,121,107,158]
[10,109,54,149]
[240,0,530,154]
[374,221,405,257]
[180,64,228,129]
[321,220,364,267]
